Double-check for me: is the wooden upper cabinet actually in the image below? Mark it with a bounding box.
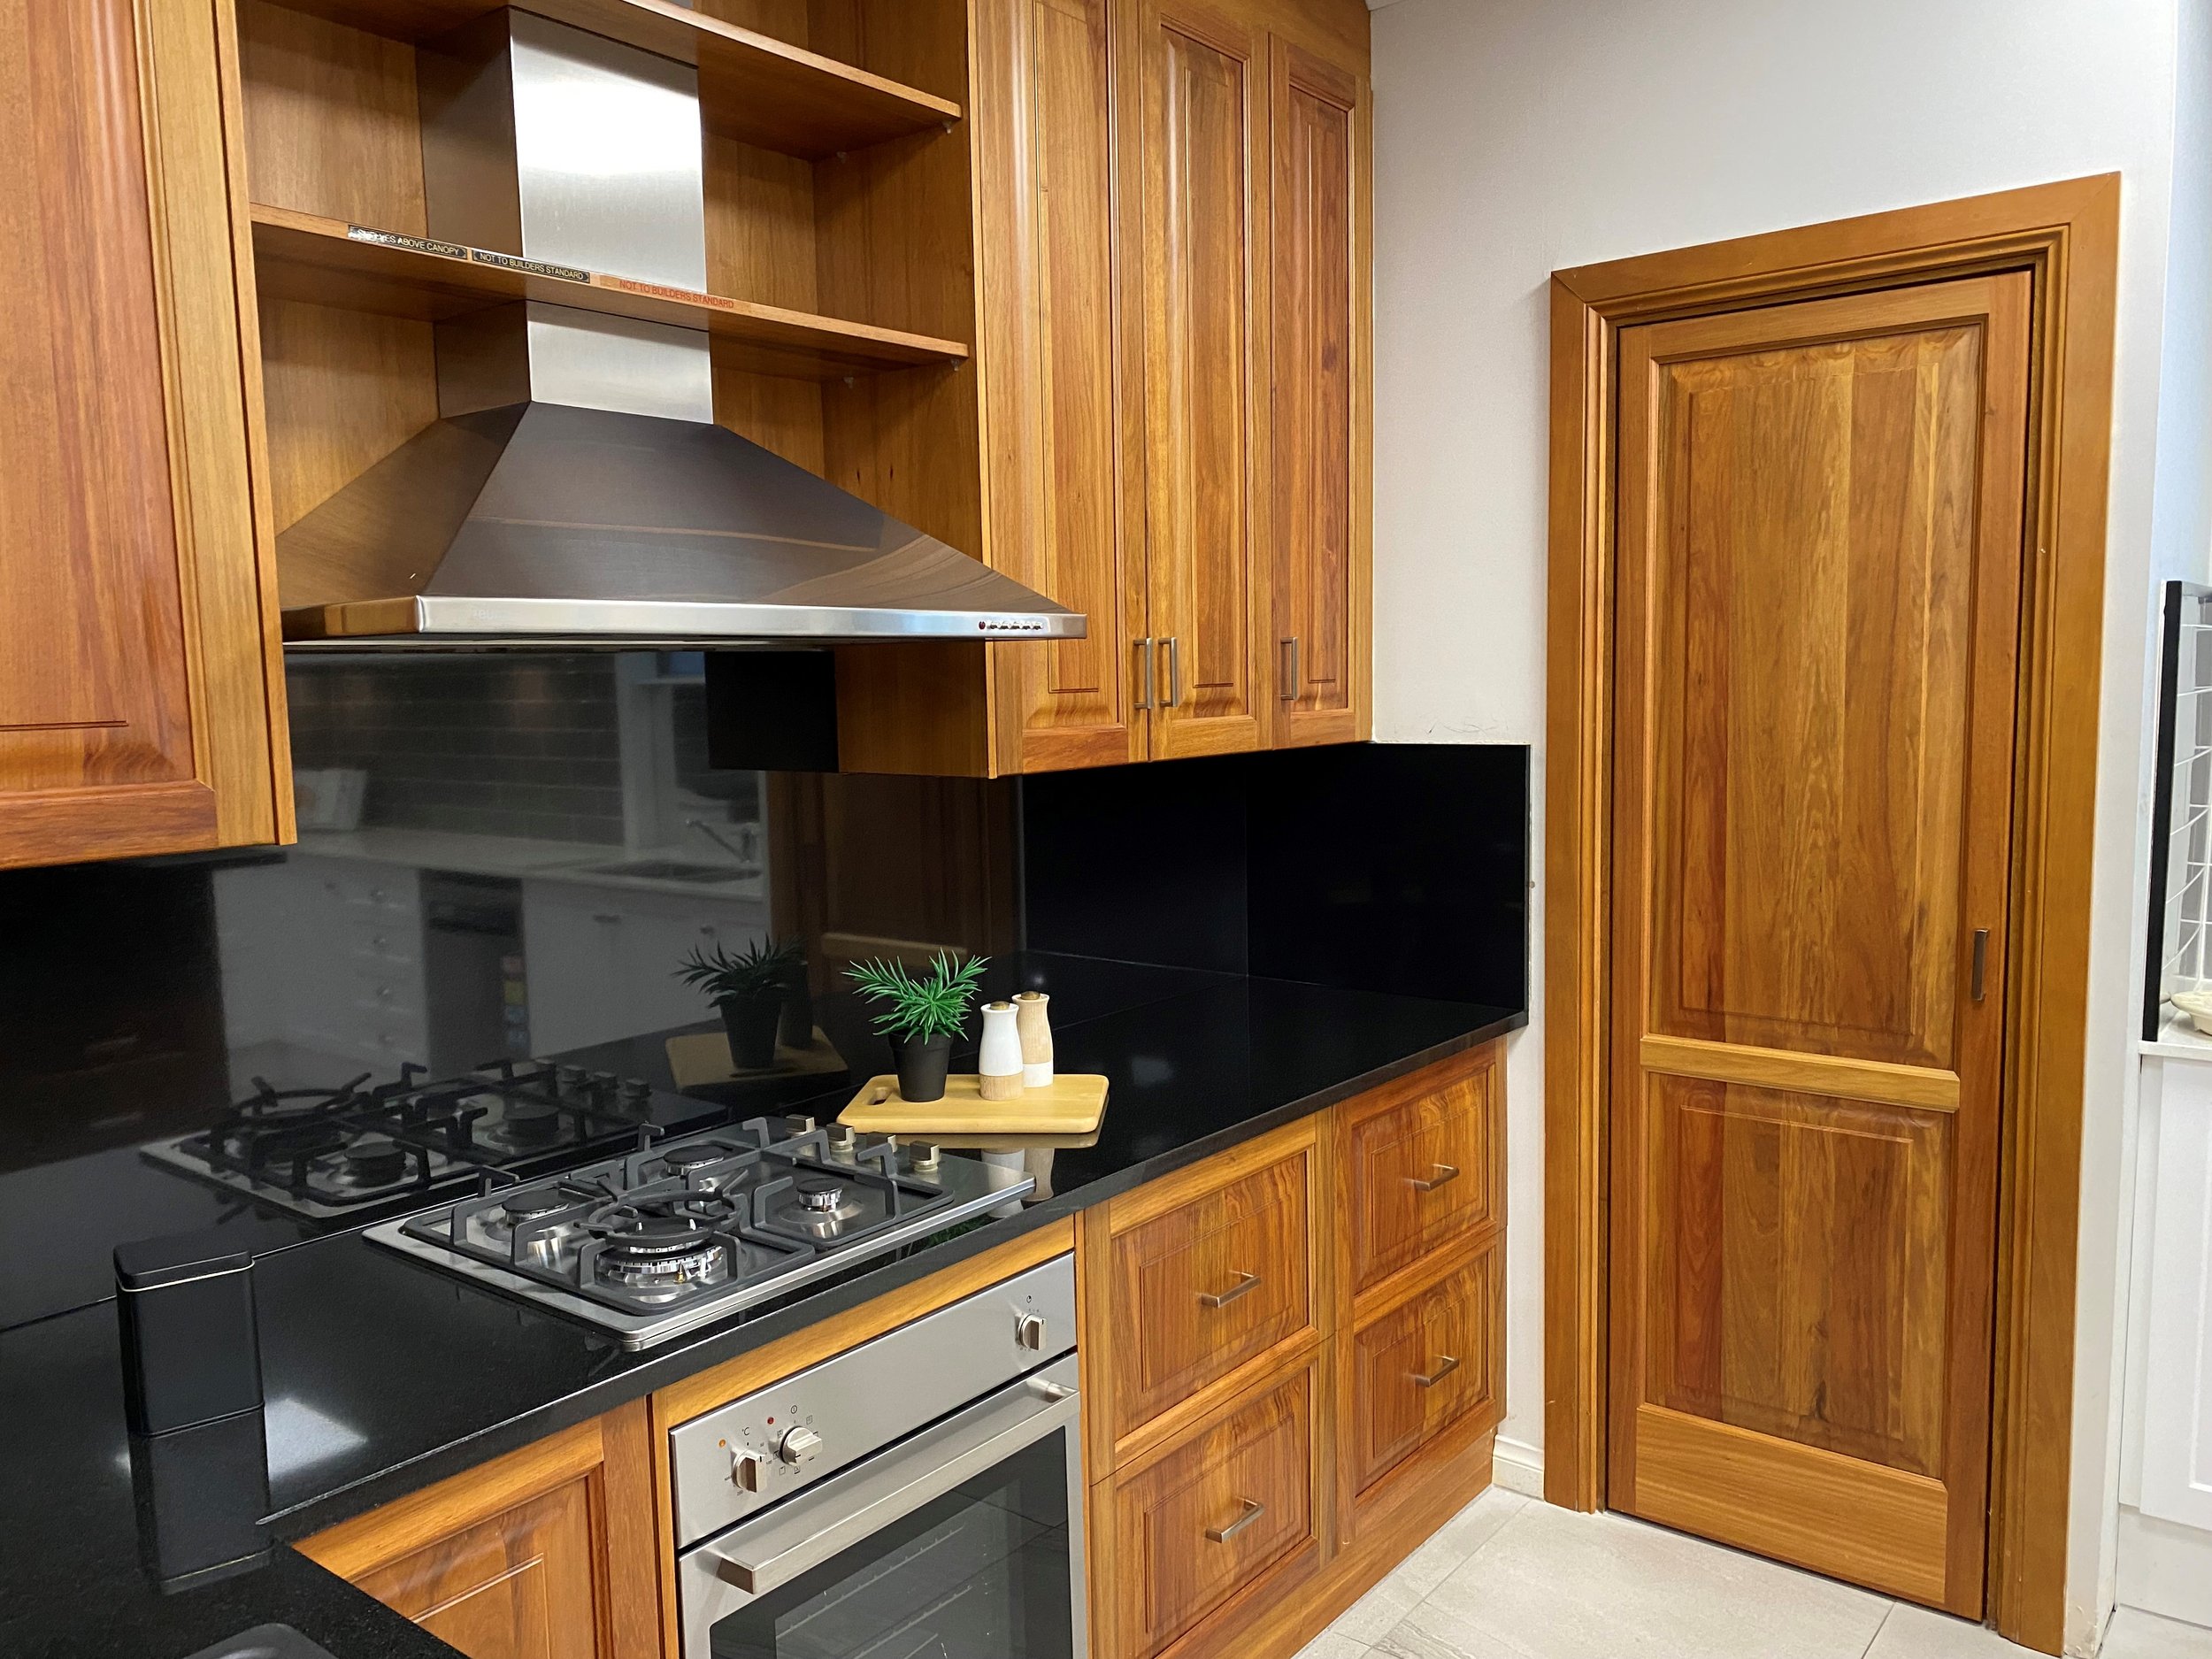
[1265,38,1368,747]
[0,0,288,870]
[1134,0,1270,759]
[975,0,1149,771]
[967,0,1369,775]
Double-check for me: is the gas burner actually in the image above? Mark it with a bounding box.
[380,1119,1035,1348]
[595,1217,729,1299]
[338,1137,410,1187]
[495,1099,564,1145]
[142,1062,677,1221]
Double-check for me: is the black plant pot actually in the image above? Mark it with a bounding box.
[777,966,815,1050]
[719,992,785,1071]
[890,1033,953,1102]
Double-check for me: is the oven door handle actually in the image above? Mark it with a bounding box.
[694,1364,1081,1597]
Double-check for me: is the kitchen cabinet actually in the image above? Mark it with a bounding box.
[0,0,289,869]
[1080,1039,1505,1659]
[1266,37,1369,748]
[298,1404,660,1659]
[1135,0,1272,760]
[955,0,1371,774]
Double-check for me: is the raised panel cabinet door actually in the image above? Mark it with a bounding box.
[1347,1235,1501,1497]
[977,0,1151,771]
[1608,275,2032,1615]
[1134,0,1268,758]
[1264,38,1368,748]
[1344,1045,1498,1300]
[1110,1361,1316,1659]
[0,0,285,868]
[352,1476,601,1659]
[1107,1144,1313,1440]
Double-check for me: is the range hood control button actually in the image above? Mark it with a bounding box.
[777,1425,823,1466]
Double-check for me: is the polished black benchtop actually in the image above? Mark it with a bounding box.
[0,956,1521,1659]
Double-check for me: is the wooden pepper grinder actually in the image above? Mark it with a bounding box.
[1013,991,1053,1088]
[978,1001,1024,1101]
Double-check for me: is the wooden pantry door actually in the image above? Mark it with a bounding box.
[1606,273,2031,1615]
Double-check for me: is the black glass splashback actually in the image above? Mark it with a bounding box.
[0,649,1526,1333]
[1019,745,1528,1008]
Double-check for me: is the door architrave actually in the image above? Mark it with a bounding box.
[1541,174,2120,1655]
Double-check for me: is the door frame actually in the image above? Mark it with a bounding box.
[1541,175,2119,1654]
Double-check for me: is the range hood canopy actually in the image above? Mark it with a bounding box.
[277,12,1081,649]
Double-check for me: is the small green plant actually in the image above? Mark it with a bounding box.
[844,952,989,1043]
[676,937,803,1005]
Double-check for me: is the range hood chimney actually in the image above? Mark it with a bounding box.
[278,12,1082,648]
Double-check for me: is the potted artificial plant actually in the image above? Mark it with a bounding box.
[845,952,988,1103]
[677,938,804,1070]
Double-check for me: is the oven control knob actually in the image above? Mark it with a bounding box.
[730,1448,766,1492]
[1015,1312,1048,1351]
[777,1425,823,1466]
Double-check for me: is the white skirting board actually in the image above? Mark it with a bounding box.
[2117,1506,2212,1632]
[1492,1434,1544,1498]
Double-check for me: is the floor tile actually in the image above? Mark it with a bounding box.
[2106,1609,2212,1659]
[1376,1503,1890,1659]
[1331,1488,1529,1644]
[1863,1603,2039,1657]
[1292,1633,1371,1659]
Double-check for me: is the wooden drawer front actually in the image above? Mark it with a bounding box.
[1349,1240,1500,1495]
[352,1474,600,1659]
[1115,1366,1315,1659]
[1348,1053,1496,1295]
[1110,1148,1312,1437]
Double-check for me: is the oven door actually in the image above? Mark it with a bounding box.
[679,1352,1085,1659]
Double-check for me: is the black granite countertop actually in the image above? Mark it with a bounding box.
[0,956,1521,1659]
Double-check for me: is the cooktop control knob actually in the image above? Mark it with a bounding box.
[777,1425,823,1465]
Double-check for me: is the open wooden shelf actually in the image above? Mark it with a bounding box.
[257,0,962,159]
[249,204,970,380]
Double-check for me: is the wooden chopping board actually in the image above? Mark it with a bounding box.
[839,1072,1109,1136]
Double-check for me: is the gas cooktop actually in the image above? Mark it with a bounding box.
[142,1060,667,1221]
[368,1117,1034,1348]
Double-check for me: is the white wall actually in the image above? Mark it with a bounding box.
[1370,0,2185,1646]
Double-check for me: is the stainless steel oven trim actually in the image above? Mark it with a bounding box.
[669,1254,1078,1542]
[678,1350,1086,1659]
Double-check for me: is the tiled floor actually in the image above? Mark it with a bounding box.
[1294,1489,2212,1659]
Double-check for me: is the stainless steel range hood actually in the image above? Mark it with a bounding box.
[278,12,1082,648]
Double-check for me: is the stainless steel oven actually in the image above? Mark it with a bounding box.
[671,1254,1085,1659]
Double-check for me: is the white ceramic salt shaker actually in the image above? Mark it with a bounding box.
[978,1001,1023,1101]
[1012,990,1053,1087]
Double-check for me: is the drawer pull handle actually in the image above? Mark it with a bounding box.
[1205,1499,1265,1543]
[1412,1355,1461,1389]
[1406,1163,1460,1193]
[1199,1271,1261,1310]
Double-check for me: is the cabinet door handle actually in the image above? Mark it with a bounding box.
[1972,928,1989,1002]
[1280,636,1299,702]
[1198,1271,1260,1309]
[1164,635,1182,709]
[1406,1163,1460,1193]
[592,912,622,925]
[1412,1355,1461,1389]
[1205,1499,1265,1543]
[1133,638,1155,711]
